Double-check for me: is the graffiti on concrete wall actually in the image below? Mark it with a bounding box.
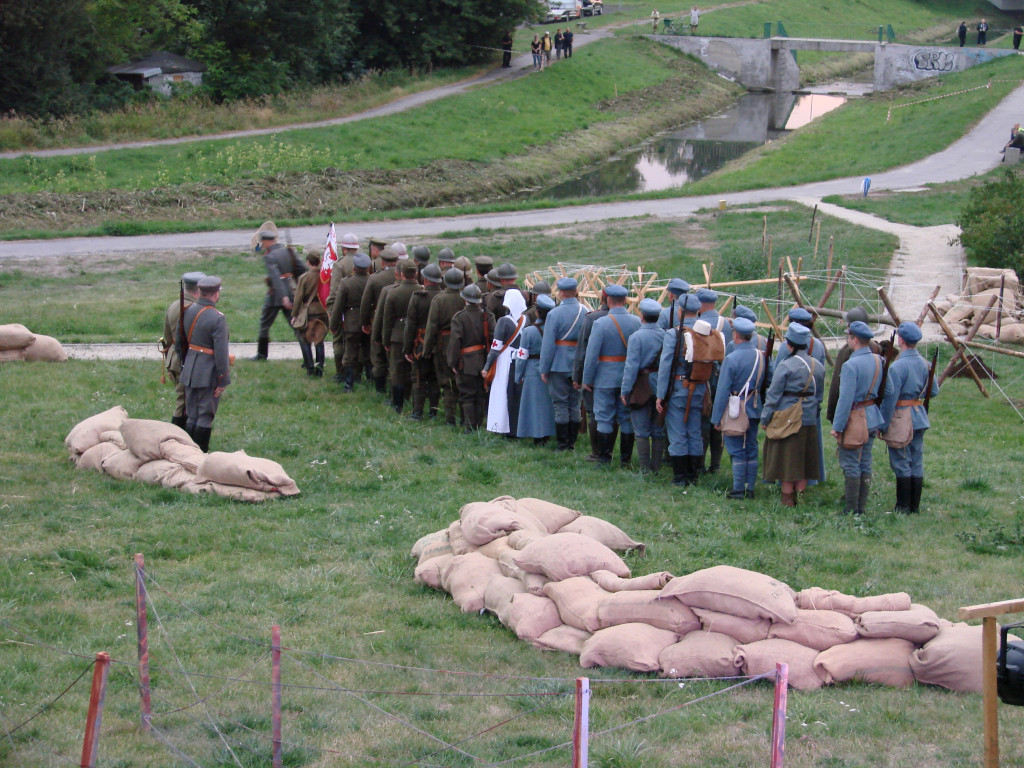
[912,49,956,72]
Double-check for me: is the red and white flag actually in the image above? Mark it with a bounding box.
[318,223,337,307]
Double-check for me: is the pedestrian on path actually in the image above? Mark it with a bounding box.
[1014,23,1023,51]
[690,7,700,34]
[651,9,660,33]
[531,34,542,70]
[555,28,564,60]
[543,31,553,66]
[502,31,513,67]
[564,28,574,57]
[977,19,988,47]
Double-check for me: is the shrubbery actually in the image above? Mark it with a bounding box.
[956,167,1024,274]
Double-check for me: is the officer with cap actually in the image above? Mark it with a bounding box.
[831,320,892,514]
[573,287,612,460]
[327,232,361,380]
[525,280,551,326]
[368,236,388,272]
[252,228,307,361]
[879,322,938,514]
[474,256,495,293]
[583,284,640,465]
[437,248,456,272]
[361,247,399,393]
[423,267,467,426]
[163,271,205,429]
[711,316,769,499]
[449,283,496,431]
[176,276,230,452]
[381,259,421,413]
[826,307,879,422]
[540,277,589,450]
[515,294,557,443]
[404,263,444,420]
[658,278,691,330]
[330,253,372,392]
[621,297,667,474]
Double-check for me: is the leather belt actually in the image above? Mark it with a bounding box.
[461,344,485,354]
[189,344,214,355]
[555,339,578,347]
[896,399,923,407]
[852,398,875,410]
[440,330,451,336]
[281,272,293,278]
[529,354,540,359]
[598,355,626,362]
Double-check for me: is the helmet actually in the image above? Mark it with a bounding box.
[453,256,472,274]
[391,241,408,257]
[531,280,551,295]
[844,307,869,324]
[486,269,501,287]
[412,245,431,265]
[438,247,455,264]
[421,263,443,283]
[340,232,359,249]
[444,267,465,289]
[496,262,518,280]
[460,284,483,304]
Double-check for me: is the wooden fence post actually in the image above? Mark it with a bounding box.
[572,677,590,768]
[770,663,789,768]
[272,625,282,768]
[79,652,111,768]
[134,553,151,731]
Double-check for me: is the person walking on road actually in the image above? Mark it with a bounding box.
[531,34,542,71]
[689,6,700,34]
[502,31,514,67]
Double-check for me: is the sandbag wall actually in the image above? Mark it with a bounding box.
[933,267,1024,343]
[0,323,67,361]
[65,407,300,502]
[413,497,1015,693]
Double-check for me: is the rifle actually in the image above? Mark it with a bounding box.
[759,328,775,403]
[874,330,898,406]
[178,279,187,368]
[924,346,938,413]
[659,321,685,425]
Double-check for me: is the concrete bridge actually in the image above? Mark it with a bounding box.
[656,34,1018,93]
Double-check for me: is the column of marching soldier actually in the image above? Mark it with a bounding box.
[164,229,938,515]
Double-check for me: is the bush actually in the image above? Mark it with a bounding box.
[956,167,1024,273]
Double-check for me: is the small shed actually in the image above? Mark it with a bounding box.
[107,52,205,96]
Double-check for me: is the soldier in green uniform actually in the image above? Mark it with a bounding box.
[327,232,361,380]
[437,247,456,274]
[524,280,551,327]
[404,263,444,420]
[423,268,466,426]
[368,236,387,273]
[382,260,421,413]
[486,262,518,320]
[449,284,496,432]
[474,256,494,293]
[412,245,431,281]
[330,252,371,392]
[163,271,205,429]
[360,247,399,393]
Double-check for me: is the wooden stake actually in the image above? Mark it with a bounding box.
[272,625,282,768]
[702,262,712,287]
[938,295,996,385]
[928,301,989,397]
[134,554,151,732]
[816,268,844,309]
[839,265,846,312]
[914,286,942,326]
[770,663,789,768]
[719,294,735,315]
[761,300,785,340]
[964,338,1024,360]
[783,274,833,365]
[766,235,774,278]
[808,204,818,245]
[80,652,111,768]
[814,221,821,263]
[572,677,591,768]
[762,215,768,256]
[826,236,834,276]
[997,274,1006,340]
[877,286,902,326]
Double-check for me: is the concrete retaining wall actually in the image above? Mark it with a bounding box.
[653,36,800,92]
[874,45,1017,90]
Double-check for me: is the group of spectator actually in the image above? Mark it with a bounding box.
[531,28,574,71]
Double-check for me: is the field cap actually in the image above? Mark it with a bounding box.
[198,276,222,290]
[897,321,922,344]
[696,288,718,303]
[667,278,690,295]
[639,298,662,317]
[786,323,811,345]
[475,255,494,269]
[369,236,387,248]
[604,284,628,298]
[182,271,206,287]
[537,294,556,310]
[556,277,578,291]
[733,305,757,322]
[680,294,701,312]
[380,247,399,262]
[733,317,756,335]
[353,252,371,269]
[421,263,443,283]
[846,320,873,341]
[788,307,813,323]
[340,232,360,249]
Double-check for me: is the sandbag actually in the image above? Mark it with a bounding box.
[971,288,1017,324]
[459,500,547,546]
[997,323,1024,344]
[497,548,526,580]
[910,624,1023,693]
[161,440,206,472]
[942,304,973,326]
[965,267,1019,297]
[483,575,527,616]
[206,482,280,502]
[441,553,503,613]
[121,419,198,461]
[590,570,673,592]
[22,335,67,362]
[513,532,630,581]
[508,529,547,549]
[769,609,859,651]
[598,590,700,635]
[814,638,916,688]
[977,324,998,340]
[195,450,300,495]
[414,554,454,591]
[134,459,180,485]
[580,624,678,672]
[532,625,591,655]
[660,632,740,679]
[66,406,129,458]
[505,593,563,641]
[0,323,35,350]
[543,577,610,632]
[692,607,770,644]
[794,588,911,615]
[159,464,198,489]
[411,529,451,560]
[98,430,127,449]
[76,441,121,471]
[556,515,645,553]
[735,639,823,690]
[856,604,942,644]
[471,535,512,560]
[448,521,472,555]
[0,348,26,362]
[100,449,147,481]
[660,566,797,624]
[515,497,581,533]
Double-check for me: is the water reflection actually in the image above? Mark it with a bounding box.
[784,94,846,130]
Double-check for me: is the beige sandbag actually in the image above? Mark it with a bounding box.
[514,532,630,582]
[195,450,299,495]
[692,607,770,644]
[442,553,503,613]
[522,572,549,596]
[660,632,740,679]
[813,638,915,687]
[505,594,563,642]
[735,639,823,690]
[66,406,130,458]
[98,430,127,449]
[794,588,911,615]
[543,577,610,632]
[556,515,645,553]
[769,609,859,651]
[414,554,454,590]
[0,348,26,362]
[971,288,1017,324]
[180,480,210,495]
[660,566,797,624]
[135,459,180,485]
[448,521,472,555]
[207,482,280,502]
[856,604,942,644]
[0,323,35,350]
[942,303,974,326]
[580,624,678,672]
[599,590,700,635]
[459,500,546,546]
[161,440,206,472]
[508,529,547,549]
[471,535,512,560]
[515,497,581,533]
[497,548,526,580]
[411,529,451,560]
[121,419,197,461]
[997,323,1024,344]
[910,624,1023,693]
[590,570,673,592]
[76,441,121,471]
[965,267,1019,296]
[159,464,197,489]
[977,324,999,340]
[100,449,147,481]
[483,575,527,615]
[23,335,67,362]
[532,625,591,654]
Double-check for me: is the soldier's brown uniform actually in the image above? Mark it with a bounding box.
[381,273,419,411]
[449,303,496,430]
[423,287,466,425]
[404,280,442,419]
[360,263,397,390]
[331,270,370,389]
[163,294,195,424]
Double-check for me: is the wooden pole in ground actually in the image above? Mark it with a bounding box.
[766,236,774,278]
[964,339,1024,360]
[770,663,789,768]
[816,268,844,310]
[762,215,767,259]
[134,554,151,732]
[720,294,734,315]
[783,274,833,365]
[839,265,846,312]
[877,286,902,326]
[572,677,591,768]
[702,262,712,287]
[914,286,942,326]
[808,204,817,245]
[761,300,785,340]
[997,274,1006,340]
[826,236,834,275]
[80,652,111,768]
[272,625,282,768]
[938,295,997,385]
[814,222,821,263]
[928,301,990,397]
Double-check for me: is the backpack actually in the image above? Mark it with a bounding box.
[687,329,725,383]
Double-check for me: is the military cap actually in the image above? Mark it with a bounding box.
[259,230,277,241]
[380,247,399,262]
[461,283,483,304]
[733,305,757,322]
[680,293,701,312]
[182,271,206,288]
[733,317,756,336]
[537,294,556,310]
[531,280,551,295]
[369,236,387,248]
[421,263,443,283]
[667,278,691,295]
[696,288,718,303]
[638,298,662,317]
[391,241,408,258]
[604,284,628,298]
[785,323,811,345]
[846,320,873,341]
[788,307,814,323]
[340,232,360,249]
[444,267,465,289]
[496,262,518,280]
[400,260,418,278]
[353,252,371,269]
[412,245,431,265]
[897,321,922,344]
[556,277,578,291]
[475,255,494,269]
[844,306,868,324]
[438,247,456,264]
[486,269,501,287]
[250,221,277,250]
[197,276,222,291]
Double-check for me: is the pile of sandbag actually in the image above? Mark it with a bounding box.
[0,323,67,362]
[65,406,300,502]
[933,267,1024,343]
[413,497,1017,693]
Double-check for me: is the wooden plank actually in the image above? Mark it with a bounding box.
[928,301,990,397]
[959,598,1024,620]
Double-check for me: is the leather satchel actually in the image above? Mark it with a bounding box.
[628,370,653,407]
[838,356,879,450]
[765,357,812,440]
[881,407,913,449]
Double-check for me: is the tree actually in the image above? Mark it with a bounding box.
[956,168,1024,274]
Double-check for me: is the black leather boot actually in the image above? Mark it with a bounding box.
[651,437,665,475]
[671,456,687,487]
[194,426,212,453]
[391,385,405,414]
[250,337,269,361]
[341,366,355,393]
[554,422,569,451]
[171,415,188,430]
[619,433,635,468]
[636,437,652,473]
[910,477,924,513]
[568,421,581,450]
[586,420,601,460]
[843,475,861,515]
[894,476,912,513]
[858,473,871,515]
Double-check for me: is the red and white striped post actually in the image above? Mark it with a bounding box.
[79,652,111,768]
[572,677,590,768]
[134,553,151,731]
[271,625,282,768]
[770,662,789,768]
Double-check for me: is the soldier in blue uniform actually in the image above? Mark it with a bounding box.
[574,288,611,459]
[621,298,666,474]
[515,295,557,443]
[696,288,730,475]
[176,276,230,452]
[726,305,766,355]
[658,278,691,330]
[775,306,827,485]
[711,317,768,499]
[540,277,589,451]
[830,320,892,515]
[583,284,641,465]
[879,322,938,514]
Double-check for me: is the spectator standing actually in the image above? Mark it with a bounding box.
[957,21,967,47]
[531,34,542,71]
[1015,23,1023,50]
[651,9,660,33]
[564,27,574,57]
[555,28,564,60]
[977,19,988,47]
[542,31,553,67]
[502,31,513,67]
[689,6,700,33]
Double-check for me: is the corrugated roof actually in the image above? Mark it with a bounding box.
[107,51,205,76]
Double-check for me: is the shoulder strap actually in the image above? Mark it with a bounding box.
[559,303,587,341]
[186,305,213,345]
[608,314,628,348]
[794,353,814,397]
[868,354,881,397]
[494,316,525,356]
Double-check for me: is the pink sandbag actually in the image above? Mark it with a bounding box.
[505,593,563,641]
[660,566,797,624]
[856,604,942,644]
[459,500,547,546]
[483,575,528,615]
[447,521,472,555]
[497,548,526,580]
[692,608,770,644]
[598,590,701,635]
[161,440,206,472]
[508,529,547,549]
[206,482,281,502]
[100,449,146,481]
[556,515,645,553]
[910,624,1023,693]
[441,553,503,614]
[0,323,35,350]
[159,464,197,489]
[415,554,454,591]
[22,335,67,362]
[76,441,121,471]
[769,609,859,651]
[814,638,916,688]
[471,535,512,560]
[532,625,591,655]
[735,639,823,690]
[522,572,549,596]
[515,497,581,533]
[98,430,126,449]
[590,570,673,592]
[580,624,678,673]
[795,587,911,615]
[411,529,452,562]
[120,419,198,461]
[66,406,129,458]
[195,450,300,495]
[513,532,630,582]
[543,577,610,632]
[659,632,740,679]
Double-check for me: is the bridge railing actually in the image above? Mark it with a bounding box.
[764,22,895,43]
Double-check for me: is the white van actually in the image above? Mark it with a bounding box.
[544,0,582,23]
